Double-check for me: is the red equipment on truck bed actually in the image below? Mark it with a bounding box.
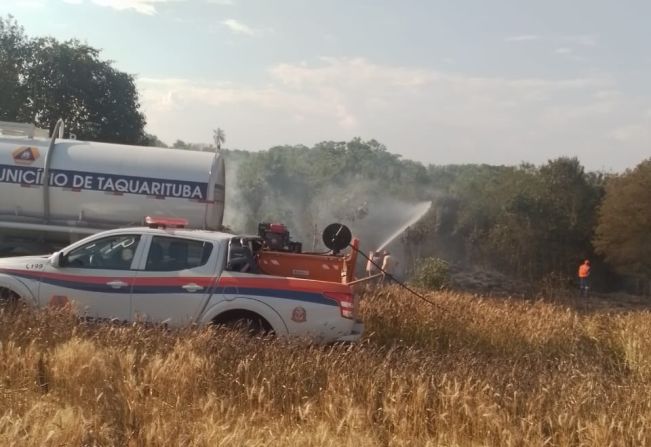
[253,222,359,284]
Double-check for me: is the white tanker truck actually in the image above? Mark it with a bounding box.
[0,120,225,255]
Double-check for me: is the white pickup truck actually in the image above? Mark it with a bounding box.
[0,219,364,342]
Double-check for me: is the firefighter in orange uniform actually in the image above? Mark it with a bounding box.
[578,259,591,297]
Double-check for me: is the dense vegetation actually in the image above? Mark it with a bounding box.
[3,289,651,446]
[216,141,649,293]
[594,160,651,287]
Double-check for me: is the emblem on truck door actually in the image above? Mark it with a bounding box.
[291,306,306,323]
[12,147,40,165]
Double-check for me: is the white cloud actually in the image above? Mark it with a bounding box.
[555,47,573,55]
[608,121,651,143]
[508,34,597,63]
[12,0,47,9]
[137,58,646,171]
[506,34,597,47]
[505,34,541,42]
[562,34,597,47]
[221,18,260,36]
[61,0,174,15]
[270,57,438,88]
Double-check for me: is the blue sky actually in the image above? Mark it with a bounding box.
[2,0,650,171]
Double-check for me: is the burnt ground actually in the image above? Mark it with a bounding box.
[446,266,651,313]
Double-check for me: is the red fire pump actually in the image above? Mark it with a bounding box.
[257,222,302,253]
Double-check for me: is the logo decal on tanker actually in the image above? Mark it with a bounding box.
[0,164,208,200]
[12,147,40,165]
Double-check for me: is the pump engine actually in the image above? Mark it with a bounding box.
[258,222,302,253]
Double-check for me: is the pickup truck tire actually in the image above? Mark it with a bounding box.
[0,287,21,311]
[212,310,273,336]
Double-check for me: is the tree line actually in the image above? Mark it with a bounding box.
[224,141,649,294]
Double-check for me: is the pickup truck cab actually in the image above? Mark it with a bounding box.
[0,225,364,342]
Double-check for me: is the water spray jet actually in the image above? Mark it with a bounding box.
[376,201,432,251]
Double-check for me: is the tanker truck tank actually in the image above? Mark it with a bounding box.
[0,121,225,254]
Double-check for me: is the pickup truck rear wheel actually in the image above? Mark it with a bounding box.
[212,310,273,336]
[0,287,21,311]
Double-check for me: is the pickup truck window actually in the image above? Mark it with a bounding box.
[65,235,141,270]
[145,236,213,271]
[225,238,257,273]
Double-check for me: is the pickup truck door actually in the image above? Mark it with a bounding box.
[131,235,218,326]
[38,234,144,322]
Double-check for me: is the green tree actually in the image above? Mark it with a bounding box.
[213,128,225,151]
[434,159,603,282]
[172,139,190,149]
[0,16,26,121]
[412,257,450,290]
[536,157,604,275]
[0,16,146,144]
[141,133,168,147]
[594,159,651,289]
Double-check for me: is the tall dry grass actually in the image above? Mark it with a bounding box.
[2,288,651,446]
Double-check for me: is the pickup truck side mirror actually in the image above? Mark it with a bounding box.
[50,251,66,268]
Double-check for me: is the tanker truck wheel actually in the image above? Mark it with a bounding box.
[0,287,21,312]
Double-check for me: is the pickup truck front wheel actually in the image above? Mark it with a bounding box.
[212,310,273,336]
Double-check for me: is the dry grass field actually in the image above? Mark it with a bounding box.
[2,287,651,446]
